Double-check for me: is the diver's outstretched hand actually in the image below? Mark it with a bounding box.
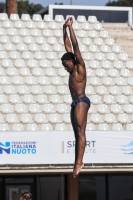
[65,17,73,27]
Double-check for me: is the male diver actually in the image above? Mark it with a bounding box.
[61,17,91,177]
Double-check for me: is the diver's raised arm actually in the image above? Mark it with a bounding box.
[67,17,85,68]
[63,19,72,53]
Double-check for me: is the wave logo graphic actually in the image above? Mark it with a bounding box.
[121,141,133,154]
[0,142,10,154]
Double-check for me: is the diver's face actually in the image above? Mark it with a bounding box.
[62,60,74,73]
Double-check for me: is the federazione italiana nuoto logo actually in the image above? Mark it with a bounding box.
[0,141,37,155]
[0,142,10,154]
[121,141,133,154]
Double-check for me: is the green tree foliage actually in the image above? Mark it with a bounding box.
[106,0,133,6]
[17,0,43,16]
[54,2,63,4]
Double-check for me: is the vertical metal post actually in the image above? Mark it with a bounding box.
[70,0,74,5]
[105,174,109,200]
[33,175,37,200]
[132,7,133,24]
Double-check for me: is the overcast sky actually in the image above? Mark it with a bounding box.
[29,0,110,7]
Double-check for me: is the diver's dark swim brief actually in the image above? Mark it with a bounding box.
[71,96,91,109]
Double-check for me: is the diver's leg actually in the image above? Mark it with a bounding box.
[73,102,89,177]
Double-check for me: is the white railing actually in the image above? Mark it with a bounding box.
[49,5,133,23]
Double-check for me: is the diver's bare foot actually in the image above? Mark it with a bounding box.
[73,163,84,178]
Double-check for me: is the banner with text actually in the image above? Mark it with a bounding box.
[0,131,133,164]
